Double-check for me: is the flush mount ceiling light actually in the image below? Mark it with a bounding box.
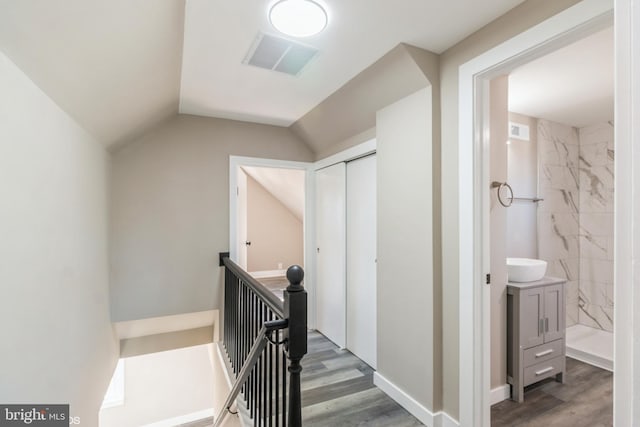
[269,0,328,38]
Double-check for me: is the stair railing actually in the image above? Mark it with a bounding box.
[216,254,307,427]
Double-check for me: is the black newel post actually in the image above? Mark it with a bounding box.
[284,265,307,427]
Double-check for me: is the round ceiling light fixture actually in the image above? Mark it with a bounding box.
[269,0,328,38]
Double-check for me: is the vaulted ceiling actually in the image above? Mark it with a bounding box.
[0,0,527,148]
[0,0,185,148]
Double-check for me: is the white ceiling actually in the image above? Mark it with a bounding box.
[180,0,526,127]
[0,0,526,147]
[508,26,614,128]
[242,166,305,221]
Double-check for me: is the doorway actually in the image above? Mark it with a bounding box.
[487,24,614,425]
[237,165,305,277]
[457,2,614,426]
[229,156,313,294]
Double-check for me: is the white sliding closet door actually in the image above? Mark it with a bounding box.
[315,163,346,347]
[346,155,377,368]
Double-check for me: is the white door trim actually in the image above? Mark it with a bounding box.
[613,0,640,425]
[229,156,315,327]
[313,139,376,171]
[457,1,613,425]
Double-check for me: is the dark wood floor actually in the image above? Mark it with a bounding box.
[491,357,613,427]
[300,331,423,427]
[183,330,423,427]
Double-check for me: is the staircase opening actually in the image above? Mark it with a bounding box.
[99,344,216,427]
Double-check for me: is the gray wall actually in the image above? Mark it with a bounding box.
[110,115,313,321]
[438,0,581,417]
[489,76,509,389]
[377,87,438,410]
[0,52,118,425]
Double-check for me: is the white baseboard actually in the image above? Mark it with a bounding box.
[373,372,459,427]
[490,384,511,405]
[249,269,286,279]
[215,342,235,389]
[141,408,214,427]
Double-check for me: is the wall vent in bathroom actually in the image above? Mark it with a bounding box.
[242,32,319,76]
[509,122,530,141]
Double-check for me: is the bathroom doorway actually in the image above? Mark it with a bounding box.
[456,2,617,426]
[487,24,614,426]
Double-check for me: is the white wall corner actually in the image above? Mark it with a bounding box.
[490,384,511,405]
[438,411,460,427]
[373,373,459,427]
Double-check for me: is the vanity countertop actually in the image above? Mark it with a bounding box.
[507,276,566,290]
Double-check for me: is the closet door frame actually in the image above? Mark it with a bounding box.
[312,139,376,346]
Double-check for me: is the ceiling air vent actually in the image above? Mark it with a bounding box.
[243,32,319,76]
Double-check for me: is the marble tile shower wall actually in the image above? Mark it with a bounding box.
[536,119,614,331]
[537,119,580,327]
[578,122,614,332]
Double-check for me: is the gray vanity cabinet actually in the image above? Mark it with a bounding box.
[543,284,564,342]
[507,277,566,402]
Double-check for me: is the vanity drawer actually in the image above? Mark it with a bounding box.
[523,355,565,387]
[523,339,564,367]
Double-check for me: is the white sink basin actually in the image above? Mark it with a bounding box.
[507,258,547,282]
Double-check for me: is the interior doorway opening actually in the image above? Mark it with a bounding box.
[229,156,313,312]
[236,165,305,277]
[457,2,614,426]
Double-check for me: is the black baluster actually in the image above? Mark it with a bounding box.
[268,310,273,427]
[282,351,287,427]
[258,299,263,427]
[251,294,258,417]
[274,331,281,426]
[262,303,267,427]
